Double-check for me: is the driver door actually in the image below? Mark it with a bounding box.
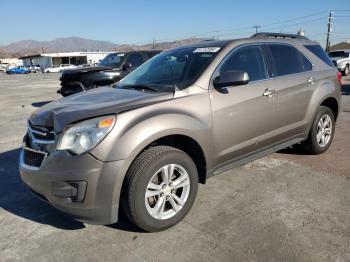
[210,44,279,166]
[123,53,145,76]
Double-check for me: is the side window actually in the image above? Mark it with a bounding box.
[267,44,308,77]
[301,54,312,71]
[304,45,334,67]
[126,53,144,67]
[220,45,267,82]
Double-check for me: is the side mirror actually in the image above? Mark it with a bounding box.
[213,70,249,89]
[123,62,132,71]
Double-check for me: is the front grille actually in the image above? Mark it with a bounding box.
[23,148,47,168]
[29,123,55,141]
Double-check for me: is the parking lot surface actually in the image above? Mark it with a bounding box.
[1,74,350,262]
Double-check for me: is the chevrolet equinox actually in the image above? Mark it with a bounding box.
[19,33,342,232]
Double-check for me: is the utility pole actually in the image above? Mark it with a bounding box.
[152,37,156,51]
[325,11,333,52]
[253,25,261,34]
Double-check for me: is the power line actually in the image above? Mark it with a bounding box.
[176,11,329,40]
[261,16,327,32]
[119,11,342,47]
[259,11,327,27]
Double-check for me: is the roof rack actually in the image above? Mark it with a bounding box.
[251,32,309,40]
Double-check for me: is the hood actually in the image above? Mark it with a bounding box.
[331,57,347,63]
[29,87,174,132]
[62,66,115,75]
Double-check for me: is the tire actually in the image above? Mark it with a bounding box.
[302,106,335,154]
[122,146,198,232]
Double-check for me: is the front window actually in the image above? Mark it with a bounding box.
[219,45,267,82]
[118,47,221,91]
[99,53,124,67]
[328,51,349,58]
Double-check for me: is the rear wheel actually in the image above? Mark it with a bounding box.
[302,106,335,154]
[122,146,198,232]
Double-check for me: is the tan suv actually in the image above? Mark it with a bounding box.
[19,33,342,232]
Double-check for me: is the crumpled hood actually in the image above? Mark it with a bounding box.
[29,87,174,132]
[62,66,114,75]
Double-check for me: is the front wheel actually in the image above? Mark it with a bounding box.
[122,146,198,232]
[302,106,335,154]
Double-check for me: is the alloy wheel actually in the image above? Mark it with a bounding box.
[145,164,190,220]
[316,114,332,147]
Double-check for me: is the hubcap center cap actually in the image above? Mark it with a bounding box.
[163,186,171,195]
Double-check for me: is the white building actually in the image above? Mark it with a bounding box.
[0,58,23,66]
[20,51,112,68]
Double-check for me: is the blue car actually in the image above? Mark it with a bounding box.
[6,67,30,74]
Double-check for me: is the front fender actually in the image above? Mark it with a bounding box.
[92,111,212,164]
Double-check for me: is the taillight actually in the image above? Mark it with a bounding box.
[337,71,342,85]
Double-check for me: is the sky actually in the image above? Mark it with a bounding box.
[1,0,349,46]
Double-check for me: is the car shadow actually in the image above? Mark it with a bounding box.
[0,148,85,230]
[341,81,350,96]
[276,145,310,155]
[31,101,53,107]
[0,147,143,232]
[107,212,143,233]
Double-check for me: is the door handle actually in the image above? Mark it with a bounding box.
[263,89,276,97]
[307,77,315,84]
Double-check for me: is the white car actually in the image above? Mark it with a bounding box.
[328,49,350,76]
[44,64,77,73]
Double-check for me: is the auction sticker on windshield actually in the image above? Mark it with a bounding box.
[193,47,221,53]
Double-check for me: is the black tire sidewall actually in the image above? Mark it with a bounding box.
[309,106,335,154]
[130,149,198,232]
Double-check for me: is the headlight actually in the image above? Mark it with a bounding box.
[57,115,116,154]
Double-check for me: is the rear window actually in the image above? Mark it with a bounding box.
[304,45,334,67]
[267,44,312,77]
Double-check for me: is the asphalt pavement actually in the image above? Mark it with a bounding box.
[0,73,349,262]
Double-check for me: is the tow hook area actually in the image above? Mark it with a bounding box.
[52,181,87,202]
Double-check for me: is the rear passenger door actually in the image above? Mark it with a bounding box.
[264,43,314,140]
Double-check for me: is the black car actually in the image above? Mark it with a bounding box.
[58,51,160,96]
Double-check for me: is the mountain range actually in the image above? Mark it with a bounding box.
[0,37,205,57]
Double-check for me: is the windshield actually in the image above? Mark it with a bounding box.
[118,47,221,91]
[99,53,124,67]
[328,51,349,58]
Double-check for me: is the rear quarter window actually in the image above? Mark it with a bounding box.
[267,44,311,77]
[304,45,334,67]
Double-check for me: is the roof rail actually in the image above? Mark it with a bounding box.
[251,32,309,40]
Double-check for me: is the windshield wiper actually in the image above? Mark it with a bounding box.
[118,84,159,92]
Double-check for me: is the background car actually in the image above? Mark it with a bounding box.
[328,49,350,76]
[58,51,160,96]
[28,65,41,73]
[44,64,77,73]
[6,66,30,74]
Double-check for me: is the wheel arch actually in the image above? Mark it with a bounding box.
[136,134,207,184]
[320,97,339,120]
